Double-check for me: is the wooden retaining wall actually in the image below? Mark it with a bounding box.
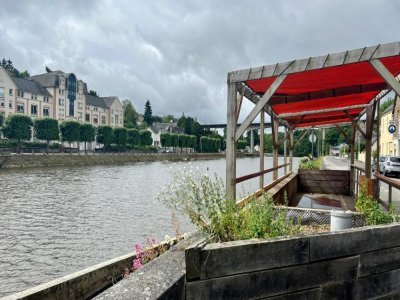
[298,169,350,194]
[185,223,400,299]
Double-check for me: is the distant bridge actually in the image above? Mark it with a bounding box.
[201,122,272,130]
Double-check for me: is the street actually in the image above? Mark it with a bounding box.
[323,156,400,212]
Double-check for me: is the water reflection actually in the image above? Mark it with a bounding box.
[0,156,298,296]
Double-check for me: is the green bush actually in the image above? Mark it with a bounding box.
[157,169,300,242]
[355,183,399,225]
[298,157,322,170]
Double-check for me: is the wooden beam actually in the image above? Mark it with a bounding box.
[277,104,368,118]
[226,82,237,203]
[271,117,279,180]
[289,131,294,172]
[235,91,243,124]
[259,111,265,189]
[364,102,376,179]
[356,122,366,139]
[295,128,311,148]
[335,124,350,144]
[235,75,286,142]
[370,59,400,96]
[284,127,287,174]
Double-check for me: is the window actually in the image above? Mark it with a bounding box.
[44,97,49,103]
[59,99,64,106]
[31,94,34,99]
[17,103,24,113]
[115,115,119,125]
[59,89,62,94]
[101,116,106,125]
[9,89,12,96]
[59,108,64,116]
[0,87,4,98]
[111,117,113,123]
[17,91,24,97]
[31,104,38,115]
[9,102,12,109]
[85,113,90,122]
[94,115,98,124]
[0,101,4,107]
[43,107,49,116]
[94,107,97,111]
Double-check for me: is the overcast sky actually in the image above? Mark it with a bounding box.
[0,0,399,123]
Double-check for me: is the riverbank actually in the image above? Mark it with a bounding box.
[0,152,257,169]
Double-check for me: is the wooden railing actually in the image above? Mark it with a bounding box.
[235,163,290,183]
[374,173,400,209]
[350,164,366,196]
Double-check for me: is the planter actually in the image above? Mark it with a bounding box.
[331,210,353,231]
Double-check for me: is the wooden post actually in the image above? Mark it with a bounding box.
[289,130,294,172]
[271,117,279,180]
[284,127,287,174]
[259,111,265,189]
[226,81,237,203]
[365,103,376,179]
[350,121,356,194]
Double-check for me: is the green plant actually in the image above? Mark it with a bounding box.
[60,121,80,144]
[157,166,300,242]
[2,114,33,152]
[80,124,95,154]
[34,118,59,153]
[355,183,398,225]
[298,156,322,170]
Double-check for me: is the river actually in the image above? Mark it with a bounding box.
[0,156,299,297]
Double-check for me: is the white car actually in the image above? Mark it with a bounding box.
[378,156,400,177]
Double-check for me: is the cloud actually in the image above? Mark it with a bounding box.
[0,0,399,123]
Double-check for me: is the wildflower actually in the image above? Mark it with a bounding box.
[133,258,143,270]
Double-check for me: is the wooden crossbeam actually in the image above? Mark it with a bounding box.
[235,75,286,142]
[295,128,311,148]
[235,91,243,124]
[356,122,366,139]
[370,59,400,96]
[335,124,350,144]
[277,104,367,118]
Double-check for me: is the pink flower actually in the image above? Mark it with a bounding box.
[134,243,143,259]
[133,258,142,270]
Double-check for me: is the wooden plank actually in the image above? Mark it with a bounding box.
[185,238,207,281]
[199,236,310,280]
[235,75,286,142]
[272,117,279,180]
[357,269,400,300]
[186,256,359,299]
[298,170,350,176]
[359,246,400,277]
[289,131,294,172]
[277,104,368,118]
[370,59,400,96]
[258,288,320,299]
[320,281,356,300]
[226,82,237,202]
[235,91,243,124]
[309,223,400,261]
[260,110,265,188]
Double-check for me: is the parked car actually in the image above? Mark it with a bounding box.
[376,156,400,176]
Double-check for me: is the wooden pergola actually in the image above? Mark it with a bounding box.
[226,41,400,202]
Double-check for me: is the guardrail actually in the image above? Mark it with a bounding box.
[374,173,400,209]
[350,164,366,196]
[235,163,290,184]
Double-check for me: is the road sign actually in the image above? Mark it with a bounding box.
[389,124,396,134]
[309,133,316,143]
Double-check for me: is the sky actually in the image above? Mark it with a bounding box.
[0,0,399,124]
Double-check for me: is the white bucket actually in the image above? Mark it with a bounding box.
[330,210,353,231]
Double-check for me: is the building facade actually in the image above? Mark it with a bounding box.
[0,66,123,128]
[380,104,396,156]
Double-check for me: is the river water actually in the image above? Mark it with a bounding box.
[0,156,299,297]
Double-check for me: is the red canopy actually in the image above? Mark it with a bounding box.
[231,43,400,128]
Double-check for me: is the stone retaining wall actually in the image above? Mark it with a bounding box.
[0,153,226,169]
[185,223,400,299]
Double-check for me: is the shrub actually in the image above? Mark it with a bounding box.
[355,183,399,225]
[157,166,300,242]
[298,156,322,170]
[2,114,33,150]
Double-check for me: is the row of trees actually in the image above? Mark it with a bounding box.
[0,114,153,153]
[160,132,197,150]
[200,136,222,153]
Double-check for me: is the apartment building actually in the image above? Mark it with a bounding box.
[0,66,123,128]
[0,67,52,119]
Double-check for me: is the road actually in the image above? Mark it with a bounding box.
[323,156,400,212]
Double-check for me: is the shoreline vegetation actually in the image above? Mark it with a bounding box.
[0,152,260,169]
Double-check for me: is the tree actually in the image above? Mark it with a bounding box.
[0,58,30,78]
[80,124,95,154]
[140,130,153,146]
[97,126,113,152]
[162,115,175,123]
[123,100,138,128]
[160,132,171,149]
[127,128,141,146]
[89,90,98,96]
[60,121,80,148]
[0,113,4,130]
[171,133,179,151]
[45,66,52,73]
[152,115,162,123]
[144,100,153,125]
[34,118,59,153]
[113,127,127,150]
[380,97,395,116]
[3,114,33,152]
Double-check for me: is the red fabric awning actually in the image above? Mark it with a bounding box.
[243,54,400,128]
